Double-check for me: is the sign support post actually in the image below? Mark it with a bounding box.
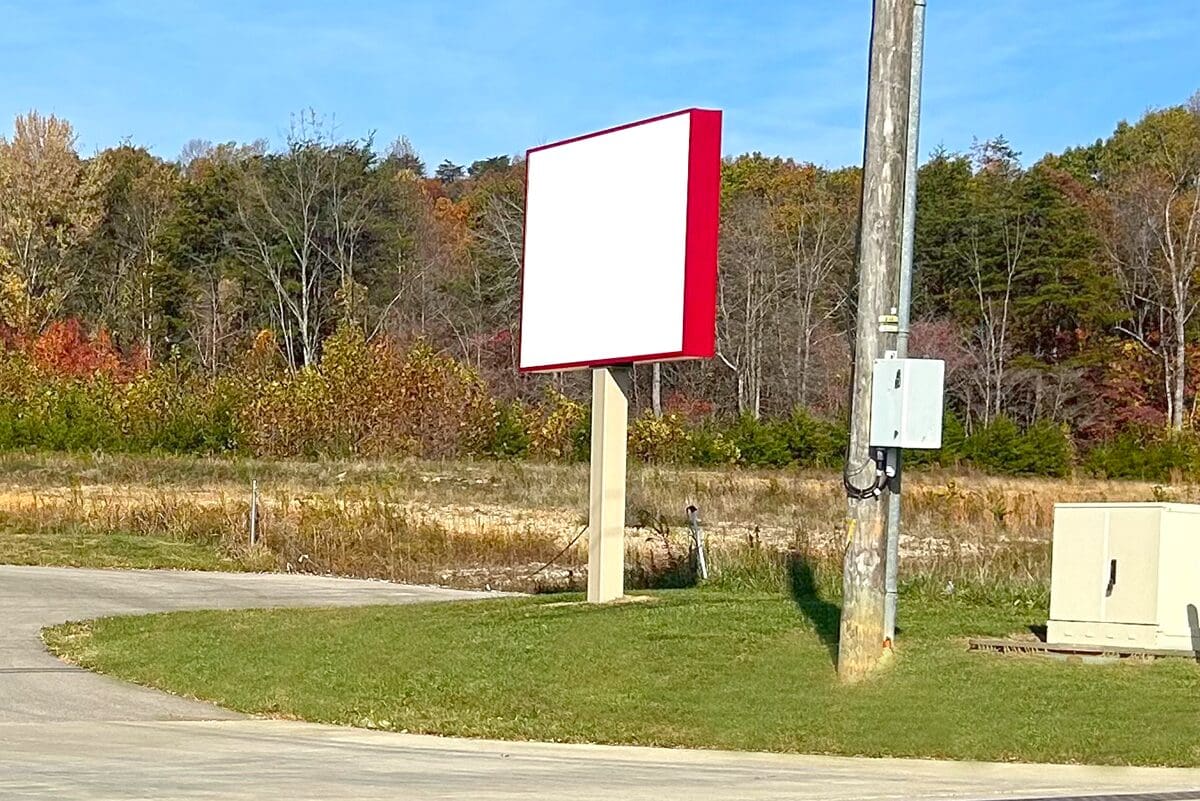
[588,365,631,603]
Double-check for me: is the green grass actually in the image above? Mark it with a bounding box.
[0,516,271,571]
[45,586,1200,766]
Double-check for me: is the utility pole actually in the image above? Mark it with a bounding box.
[838,0,914,683]
[884,0,927,646]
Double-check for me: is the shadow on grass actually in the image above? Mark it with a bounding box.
[531,545,701,594]
[787,555,841,667]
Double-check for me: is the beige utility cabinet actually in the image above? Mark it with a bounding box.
[1048,503,1200,652]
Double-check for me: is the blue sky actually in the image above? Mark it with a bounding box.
[1,1,1196,169]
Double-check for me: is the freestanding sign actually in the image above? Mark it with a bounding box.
[519,108,722,602]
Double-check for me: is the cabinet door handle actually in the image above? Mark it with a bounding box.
[1106,559,1117,597]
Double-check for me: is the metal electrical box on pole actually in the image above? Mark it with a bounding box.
[869,358,944,449]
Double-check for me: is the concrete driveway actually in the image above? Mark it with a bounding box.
[3,564,1200,801]
[0,564,490,721]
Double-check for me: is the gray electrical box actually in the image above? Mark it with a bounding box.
[869,358,945,449]
[1048,503,1200,652]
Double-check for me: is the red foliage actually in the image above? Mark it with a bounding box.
[909,319,972,374]
[0,322,19,351]
[29,319,129,380]
[1083,342,1166,439]
[664,392,715,423]
[126,344,152,375]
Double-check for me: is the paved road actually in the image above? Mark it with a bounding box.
[3,565,1200,801]
[0,565,490,722]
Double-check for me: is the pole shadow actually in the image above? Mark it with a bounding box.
[1187,604,1200,664]
[787,554,841,667]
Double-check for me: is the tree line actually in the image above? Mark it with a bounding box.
[0,96,1197,450]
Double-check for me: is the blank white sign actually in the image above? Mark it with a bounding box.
[518,109,720,372]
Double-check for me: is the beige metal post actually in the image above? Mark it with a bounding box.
[588,365,630,603]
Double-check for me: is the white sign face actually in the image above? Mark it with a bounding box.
[518,109,722,372]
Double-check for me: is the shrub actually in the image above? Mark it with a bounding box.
[723,410,845,468]
[486,400,531,459]
[779,408,845,467]
[120,361,243,454]
[962,417,1072,477]
[628,412,690,462]
[905,409,965,468]
[386,340,495,458]
[241,367,332,458]
[241,327,495,459]
[0,316,1180,483]
[1021,420,1075,477]
[728,414,792,467]
[686,426,741,465]
[1084,430,1200,482]
[527,388,588,462]
[29,319,127,379]
[5,377,124,451]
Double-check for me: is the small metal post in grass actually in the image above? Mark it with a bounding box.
[687,505,708,581]
[249,479,259,548]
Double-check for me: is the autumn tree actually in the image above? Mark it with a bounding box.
[718,193,780,417]
[382,136,425,177]
[162,142,258,372]
[779,166,858,408]
[85,145,181,359]
[457,161,525,388]
[0,96,1193,446]
[1101,102,1200,430]
[712,156,859,418]
[0,112,102,334]
[435,160,465,184]
[233,113,383,369]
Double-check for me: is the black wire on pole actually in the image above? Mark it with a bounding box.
[530,523,589,578]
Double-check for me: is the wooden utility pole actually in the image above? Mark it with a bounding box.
[838,0,915,683]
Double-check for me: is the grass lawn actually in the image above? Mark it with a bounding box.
[44,585,1200,766]
[0,516,272,571]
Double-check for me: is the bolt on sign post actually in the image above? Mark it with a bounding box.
[519,109,722,603]
[839,0,914,682]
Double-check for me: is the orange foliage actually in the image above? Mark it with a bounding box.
[28,319,130,380]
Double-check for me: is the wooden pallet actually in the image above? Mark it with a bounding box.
[968,637,1198,661]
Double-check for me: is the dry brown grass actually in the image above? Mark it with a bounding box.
[0,452,1195,591]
